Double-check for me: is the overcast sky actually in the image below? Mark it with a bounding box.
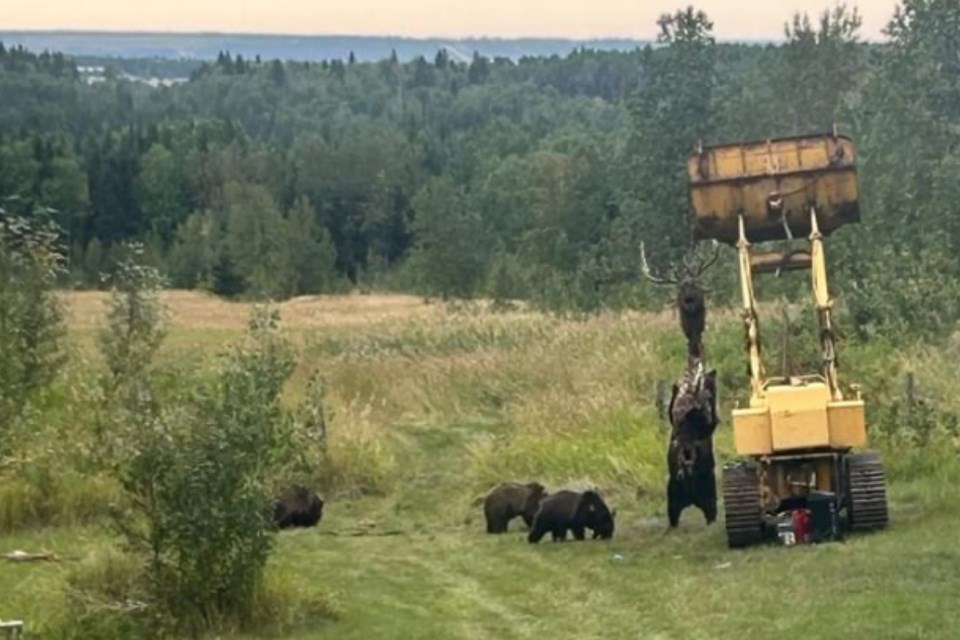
[4,1,898,40]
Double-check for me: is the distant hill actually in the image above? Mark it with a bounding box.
[0,31,650,65]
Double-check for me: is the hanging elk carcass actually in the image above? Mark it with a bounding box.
[640,241,719,361]
[641,241,722,527]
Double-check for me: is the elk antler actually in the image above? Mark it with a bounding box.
[685,240,721,280]
[640,242,681,286]
[642,241,720,286]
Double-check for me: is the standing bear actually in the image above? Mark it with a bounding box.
[666,364,719,527]
[528,490,615,543]
[483,482,547,533]
[667,436,718,526]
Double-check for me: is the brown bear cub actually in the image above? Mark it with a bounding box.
[483,482,547,533]
[273,485,324,529]
[527,490,615,543]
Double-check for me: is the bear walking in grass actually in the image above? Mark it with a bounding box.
[483,482,548,533]
[273,485,324,529]
[527,490,615,543]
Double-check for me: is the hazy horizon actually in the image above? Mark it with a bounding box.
[4,1,898,41]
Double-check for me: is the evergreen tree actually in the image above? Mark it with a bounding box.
[223,182,292,299]
[269,60,287,86]
[408,177,488,298]
[286,196,337,295]
[138,143,193,248]
[468,52,490,84]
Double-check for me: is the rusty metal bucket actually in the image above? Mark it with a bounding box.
[687,133,860,245]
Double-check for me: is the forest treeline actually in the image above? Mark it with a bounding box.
[1,1,959,337]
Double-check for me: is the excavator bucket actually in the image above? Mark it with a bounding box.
[687,132,860,245]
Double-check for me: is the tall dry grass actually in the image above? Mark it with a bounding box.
[14,290,957,526]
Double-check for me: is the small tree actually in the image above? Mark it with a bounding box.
[0,211,66,445]
[114,306,297,635]
[99,244,168,389]
[93,243,167,467]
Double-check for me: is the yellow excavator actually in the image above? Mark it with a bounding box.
[687,131,888,547]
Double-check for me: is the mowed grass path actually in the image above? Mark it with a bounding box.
[7,432,959,640]
[251,417,960,640]
[3,292,958,638]
[265,482,960,640]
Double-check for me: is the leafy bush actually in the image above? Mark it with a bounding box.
[113,306,297,635]
[62,548,338,640]
[99,244,168,387]
[0,212,66,449]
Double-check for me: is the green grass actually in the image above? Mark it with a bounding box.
[4,420,960,639]
[5,466,959,639]
[3,294,960,638]
[259,481,960,640]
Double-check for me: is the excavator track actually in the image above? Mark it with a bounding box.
[723,463,764,548]
[847,451,889,531]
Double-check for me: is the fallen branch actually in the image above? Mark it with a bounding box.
[316,529,406,537]
[3,550,59,563]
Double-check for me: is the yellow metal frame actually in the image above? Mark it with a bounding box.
[731,208,867,456]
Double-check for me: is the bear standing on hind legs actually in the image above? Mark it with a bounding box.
[666,363,719,527]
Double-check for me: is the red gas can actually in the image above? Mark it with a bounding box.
[792,509,811,544]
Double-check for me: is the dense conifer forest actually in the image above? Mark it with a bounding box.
[2,3,958,336]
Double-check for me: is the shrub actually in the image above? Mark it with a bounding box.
[99,245,168,384]
[93,244,168,467]
[113,306,298,635]
[0,212,66,450]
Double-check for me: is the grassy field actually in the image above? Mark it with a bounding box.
[3,291,960,639]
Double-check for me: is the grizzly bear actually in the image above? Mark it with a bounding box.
[666,363,719,528]
[483,482,547,533]
[527,490,615,543]
[273,485,324,529]
[667,437,717,527]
